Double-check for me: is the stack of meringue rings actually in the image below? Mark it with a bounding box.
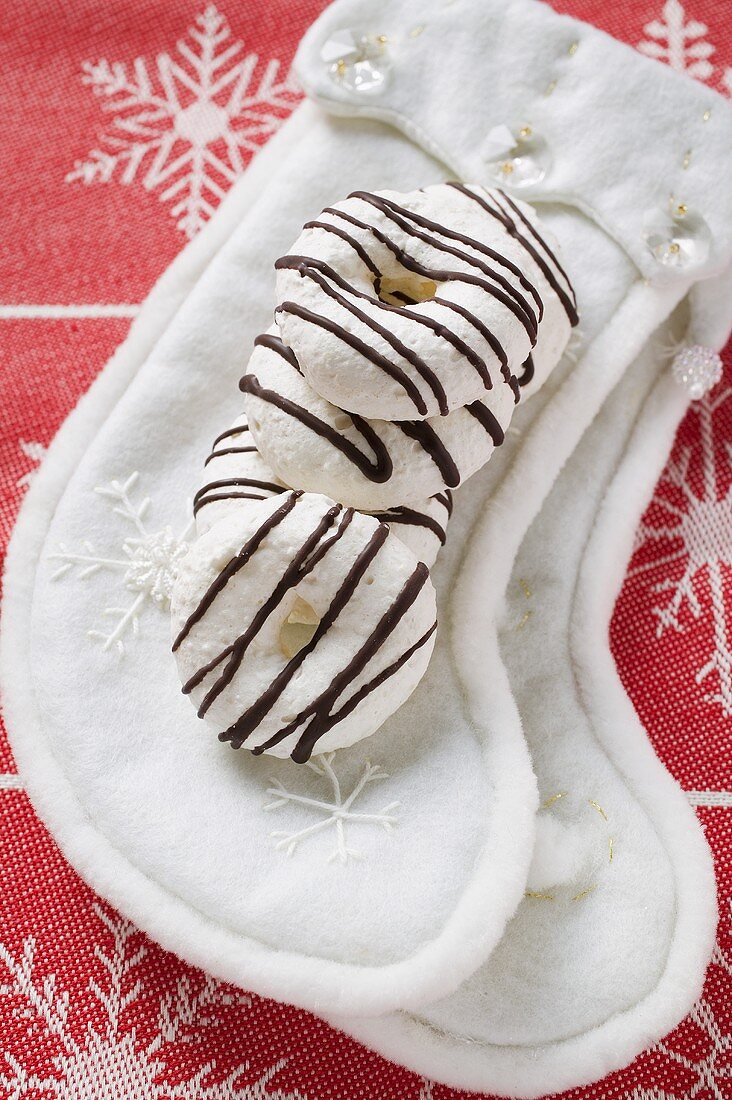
[171,183,578,763]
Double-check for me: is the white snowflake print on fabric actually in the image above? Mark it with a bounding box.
[629,388,732,716]
[637,0,715,79]
[0,901,304,1100]
[49,472,192,655]
[16,441,47,490]
[264,753,400,864]
[66,5,300,237]
[624,903,732,1100]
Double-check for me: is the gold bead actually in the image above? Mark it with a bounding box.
[668,242,681,254]
[544,79,558,96]
[336,58,347,76]
[703,108,712,122]
[675,202,688,217]
[500,161,515,176]
[519,125,532,139]
[376,34,388,44]
[682,150,692,170]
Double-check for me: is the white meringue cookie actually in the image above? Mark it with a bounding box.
[241,332,513,512]
[275,184,576,420]
[171,493,437,761]
[195,411,451,567]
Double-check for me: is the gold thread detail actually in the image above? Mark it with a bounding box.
[588,799,608,821]
[542,791,568,809]
[545,79,558,96]
[526,891,555,901]
[519,578,532,599]
[572,884,597,902]
[568,41,579,56]
[608,837,614,863]
[517,609,533,630]
[703,108,712,122]
[682,150,692,170]
[409,25,425,37]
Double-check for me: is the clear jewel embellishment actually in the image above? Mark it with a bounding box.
[481,123,551,189]
[322,29,391,94]
[643,202,711,270]
[672,345,723,400]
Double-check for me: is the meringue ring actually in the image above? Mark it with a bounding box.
[274,183,577,420]
[194,410,452,567]
[171,492,438,762]
[241,330,512,512]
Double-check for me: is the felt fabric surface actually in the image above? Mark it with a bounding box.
[4,2,730,1100]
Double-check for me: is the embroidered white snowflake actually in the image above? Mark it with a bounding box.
[16,441,47,490]
[638,0,715,79]
[49,471,191,655]
[66,4,300,237]
[264,753,400,864]
[0,901,303,1100]
[629,388,732,715]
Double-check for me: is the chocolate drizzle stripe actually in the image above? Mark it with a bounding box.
[195,506,353,714]
[397,421,461,488]
[447,183,579,327]
[355,192,544,321]
[276,299,430,417]
[322,205,527,390]
[435,490,454,517]
[196,491,278,508]
[240,367,393,483]
[518,353,535,388]
[348,191,539,340]
[316,619,437,739]
[373,506,447,544]
[212,424,249,449]
[204,445,258,465]
[303,219,383,285]
[465,401,505,447]
[287,563,431,763]
[222,522,391,750]
[278,258,451,413]
[193,478,284,514]
[278,254,494,396]
[254,332,301,371]
[172,491,300,653]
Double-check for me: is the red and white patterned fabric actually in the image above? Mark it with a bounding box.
[2,1,732,1096]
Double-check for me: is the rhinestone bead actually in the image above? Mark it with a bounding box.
[321,29,391,94]
[642,204,711,271]
[672,345,723,399]
[481,123,551,189]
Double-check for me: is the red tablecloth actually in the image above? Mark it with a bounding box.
[2,2,732,1097]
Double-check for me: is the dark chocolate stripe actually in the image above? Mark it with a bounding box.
[240,369,393,483]
[173,491,300,653]
[373,505,447,544]
[193,477,284,515]
[204,445,258,466]
[222,523,391,749]
[397,421,461,488]
[287,563,432,763]
[195,506,352,714]
[318,620,437,738]
[254,332,301,371]
[465,400,505,447]
[349,191,538,340]
[212,423,249,449]
[278,254,495,395]
[278,257,450,414]
[435,490,454,517]
[277,299,430,417]
[447,183,579,327]
[304,218,383,287]
[517,353,535,388]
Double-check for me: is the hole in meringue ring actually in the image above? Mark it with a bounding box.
[377,274,438,308]
[279,595,321,660]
